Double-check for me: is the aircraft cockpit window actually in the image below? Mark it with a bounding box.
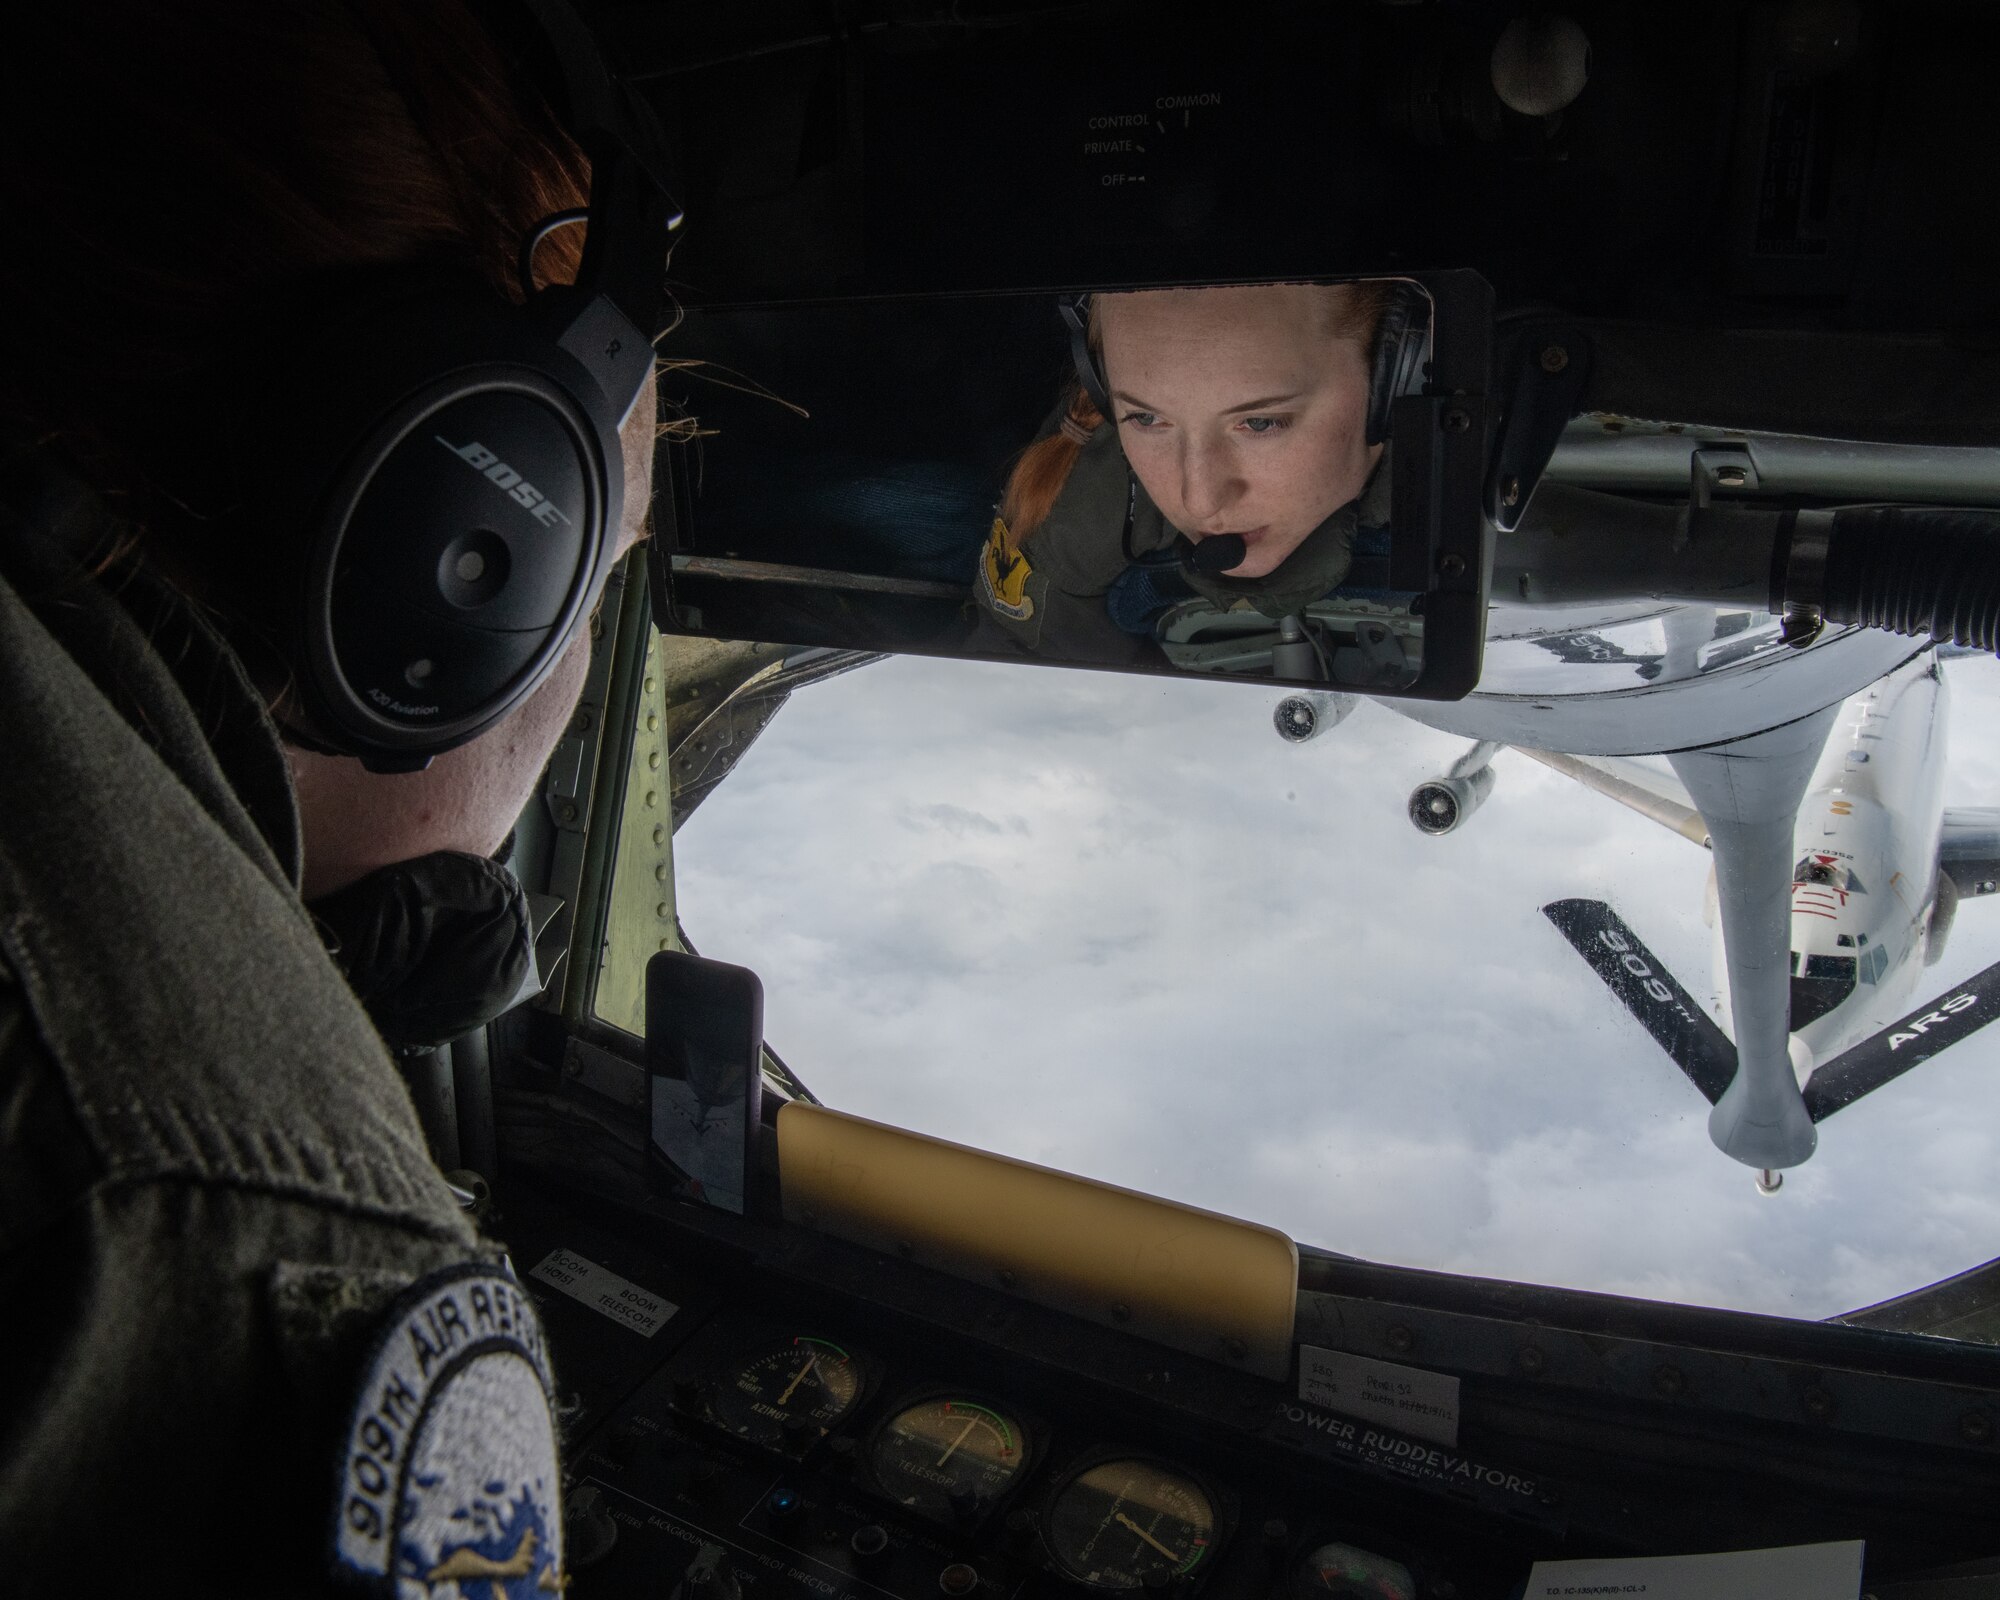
[632,640,2000,1341]
[1794,856,1865,893]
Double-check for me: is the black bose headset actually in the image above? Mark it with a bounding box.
[1058,281,1431,449]
[248,0,680,773]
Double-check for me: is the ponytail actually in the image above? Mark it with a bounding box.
[997,384,1104,553]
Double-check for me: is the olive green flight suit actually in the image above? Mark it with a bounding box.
[0,458,525,1595]
[971,421,1387,661]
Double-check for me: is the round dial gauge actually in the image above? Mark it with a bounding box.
[1046,1459,1216,1590]
[707,1337,862,1445]
[868,1398,1026,1517]
[1292,1542,1415,1600]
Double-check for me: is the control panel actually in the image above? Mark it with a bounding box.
[499,1176,2000,1599]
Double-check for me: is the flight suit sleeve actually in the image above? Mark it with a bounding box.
[0,965,516,1598]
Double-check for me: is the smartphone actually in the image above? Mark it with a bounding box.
[645,950,764,1216]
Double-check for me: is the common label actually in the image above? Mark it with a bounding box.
[530,1247,676,1337]
[1299,1344,1461,1446]
[1525,1540,1864,1600]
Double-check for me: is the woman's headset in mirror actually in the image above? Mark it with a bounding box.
[257,0,680,773]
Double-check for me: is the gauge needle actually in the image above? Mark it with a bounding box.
[936,1416,979,1468]
[779,1353,819,1407]
[1114,1513,1180,1562]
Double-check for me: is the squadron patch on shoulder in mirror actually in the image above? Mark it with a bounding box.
[980,517,1036,621]
[331,1263,564,1596]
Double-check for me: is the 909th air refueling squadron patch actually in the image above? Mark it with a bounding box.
[332,1263,565,1597]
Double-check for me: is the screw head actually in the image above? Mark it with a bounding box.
[1501,474,1521,507]
[1386,1324,1416,1354]
[1714,464,1749,487]
[1439,553,1467,580]
[559,801,580,824]
[1539,344,1569,373]
[573,708,594,732]
[1442,408,1472,432]
[1516,1344,1546,1375]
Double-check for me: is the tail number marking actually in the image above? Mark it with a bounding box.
[1596,929,1683,1010]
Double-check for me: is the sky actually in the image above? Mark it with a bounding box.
[670,646,2000,1327]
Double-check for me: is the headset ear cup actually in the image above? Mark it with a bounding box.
[1365,285,1431,447]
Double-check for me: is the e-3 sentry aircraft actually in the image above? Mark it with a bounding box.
[1278,609,2000,1192]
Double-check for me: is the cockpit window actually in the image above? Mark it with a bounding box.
[656,650,2000,1342]
[1794,855,1865,894]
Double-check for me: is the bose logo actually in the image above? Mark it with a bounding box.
[435,436,572,527]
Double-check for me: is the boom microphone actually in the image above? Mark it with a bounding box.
[1185,534,1247,574]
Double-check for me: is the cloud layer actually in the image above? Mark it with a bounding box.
[675,653,2000,1326]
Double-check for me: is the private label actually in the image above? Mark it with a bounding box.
[530,1247,676,1337]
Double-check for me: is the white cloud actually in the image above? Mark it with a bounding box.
[675,651,2000,1327]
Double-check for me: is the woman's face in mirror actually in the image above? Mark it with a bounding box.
[1096,283,1383,580]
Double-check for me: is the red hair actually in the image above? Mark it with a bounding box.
[0,0,594,554]
[997,281,1397,552]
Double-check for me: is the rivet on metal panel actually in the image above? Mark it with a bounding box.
[648,751,662,770]
[1515,1345,1546,1376]
[652,826,666,845]
[1385,1324,1415,1354]
[644,790,658,808]
[656,902,671,919]
[655,863,670,882]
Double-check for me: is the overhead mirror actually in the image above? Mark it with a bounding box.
[648,272,1492,701]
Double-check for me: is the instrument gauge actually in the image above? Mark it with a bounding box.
[1045,1459,1216,1590]
[707,1337,862,1445]
[867,1398,1027,1519]
[1292,1542,1415,1600]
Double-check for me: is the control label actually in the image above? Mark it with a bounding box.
[1299,1344,1460,1446]
[530,1247,676,1337]
[1525,1540,1864,1600]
